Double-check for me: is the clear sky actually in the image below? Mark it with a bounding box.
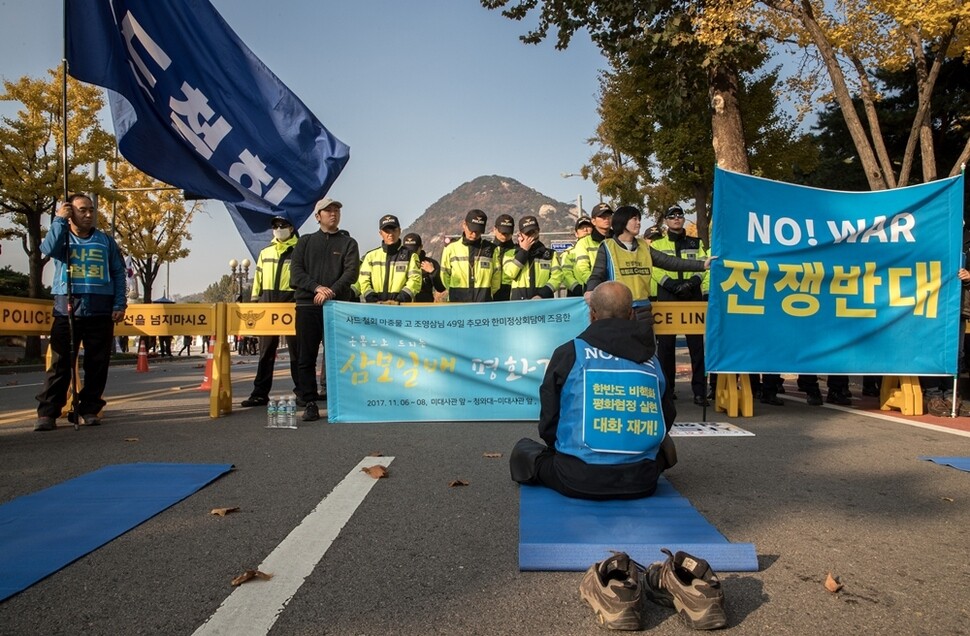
[0,0,606,297]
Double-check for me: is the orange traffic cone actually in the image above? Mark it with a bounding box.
[136,339,150,373]
[198,337,215,390]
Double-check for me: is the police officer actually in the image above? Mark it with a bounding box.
[402,233,446,302]
[440,209,502,302]
[562,215,593,297]
[358,214,422,303]
[492,213,517,301]
[568,203,613,295]
[651,205,710,405]
[504,215,562,300]
[241,215,300,408]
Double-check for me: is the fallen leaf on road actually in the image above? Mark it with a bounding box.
[941,496,954,502]
[362,465,388,479]
[824,572,843,593]
[231,569,272,586]
[123,437,139,443]
[449,479,469,487]
[210,507,241,517]
[483,452,503,458]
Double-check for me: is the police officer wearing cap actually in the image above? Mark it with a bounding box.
[562,215,593,297]
[491,213,517,301]
[651,205,711,406]
[402,233,446,302]
[569,203,614,294]
[440,209,502,302]
[358,214,422,303]
[241,215,301,408]
[505,215,562,300]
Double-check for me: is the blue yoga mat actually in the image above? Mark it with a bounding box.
[519,476,758,572]
[920,456,970,472]
[0,462,233,602]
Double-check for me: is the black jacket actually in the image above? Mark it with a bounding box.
[415,252,445,302]
[538,317,676,498]
[289,229,360,306]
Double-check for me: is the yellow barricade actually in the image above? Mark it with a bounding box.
[0,297,54,336]
[0,295,943,418]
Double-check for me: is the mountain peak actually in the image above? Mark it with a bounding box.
[403,175,585,257]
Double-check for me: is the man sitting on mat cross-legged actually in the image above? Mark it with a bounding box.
[509,281,677,500]
[510,281,728,632]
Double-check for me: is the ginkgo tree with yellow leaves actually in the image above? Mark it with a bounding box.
[106,158,200,303]
[484,0,969,193]
[0,69,114,299]
[735,0,970,189]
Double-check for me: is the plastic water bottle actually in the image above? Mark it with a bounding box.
[266,397,278,428]
[285,396,297,429]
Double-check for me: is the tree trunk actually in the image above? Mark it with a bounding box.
[693,182,711,246]
[897,24,954,186]
[708,63,750,174]
[852,57,897,188]
[787,0,887,190]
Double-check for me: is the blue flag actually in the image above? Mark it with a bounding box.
[65,0,349,257]
[707,167,965,375]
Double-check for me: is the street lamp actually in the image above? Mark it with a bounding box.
[561,172,584,218]
[228,258,251,301]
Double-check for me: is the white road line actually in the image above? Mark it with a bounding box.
[192,455,394,636]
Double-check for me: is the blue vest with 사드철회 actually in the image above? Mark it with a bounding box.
[555,338,667,465]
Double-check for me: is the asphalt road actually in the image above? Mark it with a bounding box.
[1,356,968,635]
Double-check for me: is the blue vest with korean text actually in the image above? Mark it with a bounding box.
[555,338,667,464]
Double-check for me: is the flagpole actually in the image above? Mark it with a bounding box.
[62,0,80,431]
[62,1,69,201]
[956,164,967,417]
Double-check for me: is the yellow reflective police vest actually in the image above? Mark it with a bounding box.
[503,243,563,300]
[358,244,422,302]
[251,235,299,302]
[440,238,502,302]
[650,233,708,295]
[570,234,606,289]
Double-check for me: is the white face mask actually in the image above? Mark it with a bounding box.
[272,227,292,241]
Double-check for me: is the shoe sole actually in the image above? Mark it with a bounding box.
[675,603,728,630]
[580,595,642,631]
[666,581,727,630]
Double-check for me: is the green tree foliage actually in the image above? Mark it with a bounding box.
[201,274,247,303]
[481,0,756,174]
[0,265,51,297]
[588,49,818,240]
[0,69,114,298]
[106,159,199,302]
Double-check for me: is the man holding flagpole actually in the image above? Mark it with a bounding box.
[35,194,127,431]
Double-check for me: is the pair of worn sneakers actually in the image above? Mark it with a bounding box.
[579,549,727,631]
